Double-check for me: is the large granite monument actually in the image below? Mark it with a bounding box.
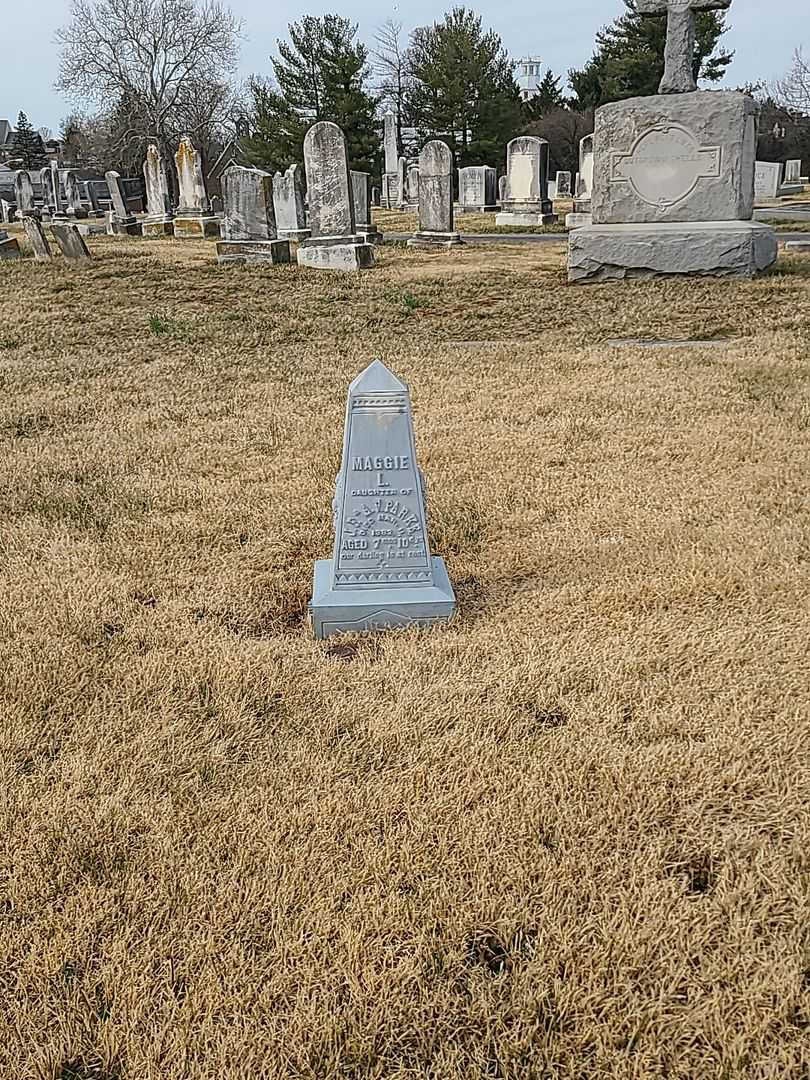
[142,144,174,237]
[568,0,777,282]
[496,137,556,227]
[297,122,374,271]
[407,141,462,249]
[174,136,219,238]
[310,360,456,638]
[216,165,290,265]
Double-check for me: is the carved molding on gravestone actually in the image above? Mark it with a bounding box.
[496,136,557,226]
[610,124,721,209]
[310,360,455,638]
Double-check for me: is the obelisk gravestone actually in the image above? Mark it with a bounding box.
[310,360,456,638]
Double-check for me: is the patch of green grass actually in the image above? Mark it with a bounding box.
[147,312,189,339]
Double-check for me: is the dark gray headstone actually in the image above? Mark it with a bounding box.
[51,222,93,264]
[417,141,453,232]
[105,170,134,221]
[309,360,456,638]
[350,170,371,227]
[221,165,277,240]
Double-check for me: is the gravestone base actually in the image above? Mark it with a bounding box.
[141,218,175,238]
[455,204,497,214]
[565,211,593,230]
[310,557,456,639]
[66,208,89,220]
[174,215,220,239]
[496,211,557,227]
[357,225,384,244]
[297,237,375,271]
[785,240,810,252]
[407,230,463,249]
[216,238,291,265]
[75,221,108,237]
[0,235,21,260]
[278,228,311,242]
[111,218,142,236]
[568,221,778,284]
[778,183,804,197]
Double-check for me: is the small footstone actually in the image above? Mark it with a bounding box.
[50,222,93,264]
[309,360,456,639]
[785,240,810,252]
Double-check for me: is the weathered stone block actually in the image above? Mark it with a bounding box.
[592,91,757,225]
[297,242,375,270]
[568,220,777,283]
[140,220,175,238]
[0,232,21,260]
[50,222,93,264]
[173,216,220,239]
[216,239,291,265]
[495,211,557,227]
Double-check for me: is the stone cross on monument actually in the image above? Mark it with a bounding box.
[637,0,732,94]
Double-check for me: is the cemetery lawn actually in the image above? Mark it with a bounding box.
[2,233,810,1080]
[373,207,569,234]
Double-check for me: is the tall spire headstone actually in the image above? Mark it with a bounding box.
[310,361,456,639]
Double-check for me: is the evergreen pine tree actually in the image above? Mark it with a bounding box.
[569,0,732,109]
[523,69,567,121]
[245,15,379,175]
[12,111,47,169]
[407,7,522,168]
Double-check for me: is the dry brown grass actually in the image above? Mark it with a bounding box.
[372,208,568,235]
[1,232,810,1080]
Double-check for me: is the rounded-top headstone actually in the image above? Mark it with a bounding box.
[303,121,355,238]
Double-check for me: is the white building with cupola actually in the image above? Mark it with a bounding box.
[516,57,543,102]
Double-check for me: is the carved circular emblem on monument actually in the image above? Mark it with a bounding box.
[610,123,722,209]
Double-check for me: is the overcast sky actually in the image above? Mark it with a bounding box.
[1,0,807,133]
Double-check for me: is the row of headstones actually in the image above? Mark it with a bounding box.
[754,158,806,199]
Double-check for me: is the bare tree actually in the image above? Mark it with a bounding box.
[773,48,810,114]
[372,18,412,149]
[55,0,242,160]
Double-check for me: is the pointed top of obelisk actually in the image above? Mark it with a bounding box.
[348,359,408,396]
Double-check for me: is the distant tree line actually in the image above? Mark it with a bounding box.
[42,0,810,182]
